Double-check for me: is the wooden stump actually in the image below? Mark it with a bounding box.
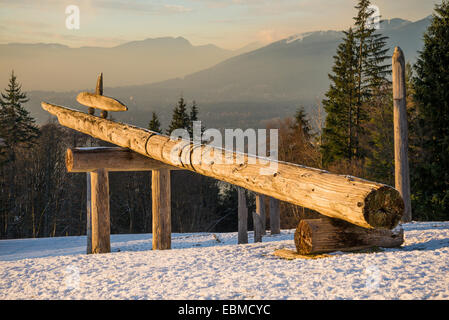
[238,187,248,244]
[295,218,404,255]
[269,197,280,235]
[90,169,111,254]
[152,169,171,250]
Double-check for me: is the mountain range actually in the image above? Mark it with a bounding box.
[3,16,432,130]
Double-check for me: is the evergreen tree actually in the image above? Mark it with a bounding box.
[322,0,391,169]
[321,28,358,166]
[188,100,204,137]
[412,0,449,220]
[0,71,39,163]
[353,0,391,158]
[166,96,190,135]
[148,112,162,133]
[292,107,313,141]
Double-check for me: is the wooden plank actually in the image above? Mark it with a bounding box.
[237,187,248,244]
[76,92,127,112]
[295,218,404,255]
[41,102,405,230]
[90,169,111,253]
[152,169,171,250]
[269,197,280,235]
[392,47,412,223]
[273,249,331,260]
[66,147,182,172]
[86,173,92,254]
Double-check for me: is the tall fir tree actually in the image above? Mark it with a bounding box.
[412,0,449,220]
[148,112,162,133]
[188,100,205,137]
[321,28,358,166]
[353,0,391,159]
[0,71,39,163]
[322,0,391,170]
[166,96,190,135]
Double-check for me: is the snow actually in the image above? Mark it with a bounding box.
[285,32,314,44]
[1,222,449,300]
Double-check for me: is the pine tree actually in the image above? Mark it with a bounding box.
[148,112,162,133]
[0,71,39,163]
[321,28,358,166]
[166,96,190,135]
[412,0,449,220]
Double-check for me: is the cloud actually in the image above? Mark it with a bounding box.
[91,0,192,15]
[164,4,193,13]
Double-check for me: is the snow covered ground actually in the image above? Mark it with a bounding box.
[1,222,449,300]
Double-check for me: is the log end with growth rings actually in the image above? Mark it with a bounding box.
[363,186,404,230]
[294,220,313,255]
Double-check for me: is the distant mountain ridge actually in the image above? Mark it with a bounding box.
[20,16,432,130]
[0,36,242,91]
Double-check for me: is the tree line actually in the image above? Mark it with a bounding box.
[271,0,449,223]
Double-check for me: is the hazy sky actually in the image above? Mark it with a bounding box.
[0,0,441,49]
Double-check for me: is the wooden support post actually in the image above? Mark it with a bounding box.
[269,197,280,235]
[90,169,111,254]
[86,173,92,254]
[237,188,248,244]
[152,169,171,250]
[253,194,264,242]
[393,47,412,223]
[295,218,404,255]
[259,194,266,235]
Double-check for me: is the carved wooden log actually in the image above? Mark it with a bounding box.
[393,47,412,223]
[76,92,127,112]
[42,102,404,230]
[152,169,171,250]
[66,147,182,172]
[294,218,404,255]
[90,169,111,254]
[238,188,248,244]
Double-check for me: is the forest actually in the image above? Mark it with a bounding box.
[1,0,448,239]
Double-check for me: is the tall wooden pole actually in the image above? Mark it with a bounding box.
[253,194,265,242]
[86,173,92,254]
[237,188,248,244]
[392,47,412,223]
[269,197,280,235]
[152,169,171,250]
[90,169,111,253]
